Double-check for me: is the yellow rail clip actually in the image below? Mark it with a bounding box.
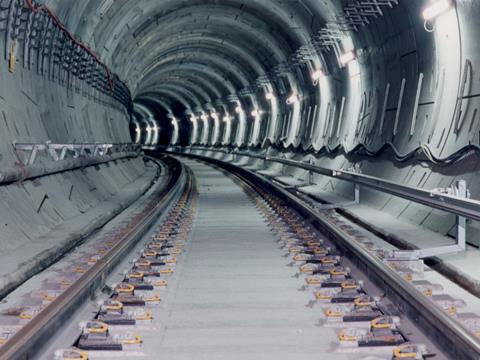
[61,348,89,360]
[144,294,161,302]
[8,41,16,73]
[136,311,153,321]
[154,279,168,287]
[86,321,109,334]
[338,330,358,342]
[393,345,419,359]
[306,277,321,285]
[371,317,392,329]
[314,291,332,301]
[325,308,343,318]
[123,335,142,345]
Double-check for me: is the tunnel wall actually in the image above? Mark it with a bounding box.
[0,0,156,291]
[115,0,479,247]
[0,0,478,269]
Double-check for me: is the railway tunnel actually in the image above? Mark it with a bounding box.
[0,0,480,359]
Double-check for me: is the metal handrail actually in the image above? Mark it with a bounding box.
[13,142,142,166]
[188,147,480,223]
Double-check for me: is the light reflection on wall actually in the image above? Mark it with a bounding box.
[169,115,179,145]
[265,90,279,143]
[249,109,263,146]
[222,114,232,145]
[200,112,210,145]
[312,73,333,150]
[234,103,247,146]
[189,113,199,145]
[211,112,220,145]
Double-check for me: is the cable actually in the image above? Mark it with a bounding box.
[24,0,117,91]
[291,140,480,167]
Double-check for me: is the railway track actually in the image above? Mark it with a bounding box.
[0,156,190,359]
[0,155,479,359]
[168,153,480,360]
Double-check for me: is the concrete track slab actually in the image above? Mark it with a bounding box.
[135,160,351,359]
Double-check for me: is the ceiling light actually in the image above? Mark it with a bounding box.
[251,109,262,117]
[422,0,452,20]
[286,93,299,105]
[223,115,231,122]
[311,69,324,81]
[265,92,274,100]
[339,50,356,66]
[235,106,242,114]
[146,126,152,132]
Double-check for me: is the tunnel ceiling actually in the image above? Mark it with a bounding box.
[37,0,472,162]
[50,0,335,109]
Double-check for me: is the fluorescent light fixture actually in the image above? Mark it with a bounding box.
[311,69,324,81]
[286,93,299,105]
[211,112,218,120]
[251,109,262,117]
[339,50,356,66]
[265,92,274,100]
[422,0,452,20]
[146,126,152,132]
[235,106,242,114]
[223,115,231,122]
[201,114,208,121]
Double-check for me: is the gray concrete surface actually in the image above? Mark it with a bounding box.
[0,166,157,298]
[133,160,350,360]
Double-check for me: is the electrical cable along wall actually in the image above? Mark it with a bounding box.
[0,0,155,295]
[1,0,132,113]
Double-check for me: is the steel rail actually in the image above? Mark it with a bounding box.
[185,147,480,222]
[173,150,480,360]
[0,156,189,360]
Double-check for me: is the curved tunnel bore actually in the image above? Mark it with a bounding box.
[1,0,480,358]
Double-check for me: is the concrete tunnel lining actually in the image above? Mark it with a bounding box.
[0,0,480,357]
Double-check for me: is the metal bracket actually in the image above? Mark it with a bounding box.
[333,163,362,204]
[307,158,315,185]
[280,154,288,176]
[390,180,469,260]
[13,142,140,166]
